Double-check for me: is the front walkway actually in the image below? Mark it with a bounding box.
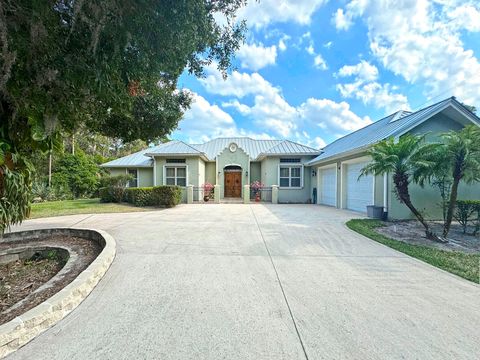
[8,205,480,359]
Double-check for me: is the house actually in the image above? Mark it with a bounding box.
[306,96,480,219]
[101,96,480,218]
[101,138,321,203]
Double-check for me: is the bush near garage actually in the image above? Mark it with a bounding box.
[454,200,480,235]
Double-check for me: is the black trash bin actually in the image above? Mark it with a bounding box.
[367,205,384,219]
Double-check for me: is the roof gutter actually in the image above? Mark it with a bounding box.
[306,145,372,167]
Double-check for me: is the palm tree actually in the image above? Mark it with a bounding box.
[360,135,438,240]
[415,125,480,237]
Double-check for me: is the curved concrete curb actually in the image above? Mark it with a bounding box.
[0,228,116,358]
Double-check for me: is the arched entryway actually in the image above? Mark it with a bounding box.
[224,165,242,198]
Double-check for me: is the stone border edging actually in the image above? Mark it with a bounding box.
[0,228,116,358]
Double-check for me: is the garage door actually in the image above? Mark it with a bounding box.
[346,162,373,213]
[319,167,336,206]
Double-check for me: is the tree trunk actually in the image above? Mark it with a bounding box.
[48,151,52,187]
[71,133,75,155]
[443,175,461,237]
[393,172,436,240]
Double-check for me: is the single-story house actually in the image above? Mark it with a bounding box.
[101,137,322,203]
[101,96,480,219]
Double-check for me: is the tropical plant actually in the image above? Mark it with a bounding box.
[454,200,478,234]
[52,151,100,198]
[415,125,480,237]
[0,0,246,232]
[360,135,439,240]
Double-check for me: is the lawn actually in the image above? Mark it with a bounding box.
[29,199,152,219]
[346,219,480,284]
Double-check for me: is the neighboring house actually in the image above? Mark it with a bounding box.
[101,96,480,218]
[307,96,480,219]
[101,138,321,203]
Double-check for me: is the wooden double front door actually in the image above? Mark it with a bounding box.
[224,171,242,198]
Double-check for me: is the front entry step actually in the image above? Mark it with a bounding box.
[221,198,243,204]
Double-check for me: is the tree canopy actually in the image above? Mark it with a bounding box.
[0,0,247,231]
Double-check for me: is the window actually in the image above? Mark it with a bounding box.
[165,166,187,186]
[279,165,303,188]
[280,158,301,163]
[127,169,138,187]
[166,159,186,163]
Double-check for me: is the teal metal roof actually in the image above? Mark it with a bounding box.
[307,97,480,166]
[101,138,320,167]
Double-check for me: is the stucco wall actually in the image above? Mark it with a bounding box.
[388,115,480,219]
[153,156,201,187]
[261,156,314,203]
[205,162,216,184]
[250,162,261,183]
[216,147,250,198]
[107,168,126,177]
[138,168,153,187]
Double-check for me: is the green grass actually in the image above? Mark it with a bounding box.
[346,219,480,284]
[30,199,152,219]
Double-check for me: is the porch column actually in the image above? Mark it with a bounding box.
[186,185,193,204]
[243,185,250,204]
[272,185,279,204]
[214,184,220,203]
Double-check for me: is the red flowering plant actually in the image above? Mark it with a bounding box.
[202,182,214,200]
[251,181,264,194]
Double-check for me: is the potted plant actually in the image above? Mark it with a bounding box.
[251,181,264,202]
[202,182,214,202]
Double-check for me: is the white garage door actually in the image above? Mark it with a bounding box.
[319,167,336,206]
[346,162,373,213]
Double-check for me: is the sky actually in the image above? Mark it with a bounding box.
[172,0,480,149]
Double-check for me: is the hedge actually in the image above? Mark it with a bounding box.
[100,185,183,207]
[99,186,127,203]
[124,187,156,206]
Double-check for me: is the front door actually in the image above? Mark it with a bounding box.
[224,171,242,197]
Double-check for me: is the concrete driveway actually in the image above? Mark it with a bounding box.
[7,204,480,360]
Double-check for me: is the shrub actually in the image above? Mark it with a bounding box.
[99,186,126,203]
[152,186,182,207]
[32,182,51,202]
[99,174,133,188]
[125,187,156,206]
[454,200,480,234]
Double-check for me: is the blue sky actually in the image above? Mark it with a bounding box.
[172,0,480,148]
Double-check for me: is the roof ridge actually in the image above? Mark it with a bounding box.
[282,139,320,151]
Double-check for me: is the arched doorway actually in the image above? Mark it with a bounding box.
[224,165,242,198]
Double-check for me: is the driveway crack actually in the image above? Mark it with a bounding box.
[250,206,309,360]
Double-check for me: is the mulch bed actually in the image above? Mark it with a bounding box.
[377,221,480,253]
[0,235,101,325]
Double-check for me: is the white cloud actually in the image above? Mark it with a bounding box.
[221,99,251,115]
[237,42,277,71]
[336,60,409,113]
[200,65,298,137]
[278,34,290,51]
[313,136,327,149]
[200,66,370,139]
[333,8,354,30]
[177,92,277,142]
[314,55,328,70]
[323,41,333,49]
[337,60,379,82]
[238,0,328,29]
[300,33,328,70]
[298,98,372,133]
[335,0,480,105]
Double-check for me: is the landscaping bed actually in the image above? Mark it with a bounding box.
[0,235,101,325]
[347,219,480,283]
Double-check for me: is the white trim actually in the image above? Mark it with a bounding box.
[278,164,304,189]
[394,101,480,138]
[153,157,157,186]
[163,164,188,187]
[372,172,376,206]
[383,173,388,211]
[317,165,337,207]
